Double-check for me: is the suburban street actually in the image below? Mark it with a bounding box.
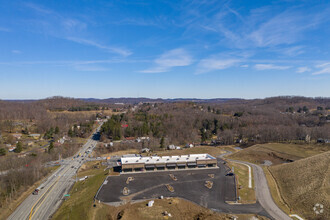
[8,124,103,220]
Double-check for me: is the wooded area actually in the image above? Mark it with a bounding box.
[0,96,329,209]
[0,97,106,208]
[100,96,330,146]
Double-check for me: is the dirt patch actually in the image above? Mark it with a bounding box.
[95,198,269,220]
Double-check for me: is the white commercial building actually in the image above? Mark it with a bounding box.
[121,154,217,172]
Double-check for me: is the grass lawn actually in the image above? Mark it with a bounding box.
[227,162,256,204]
[52,162,108,220]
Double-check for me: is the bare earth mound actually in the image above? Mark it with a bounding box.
[270,151,330,220]
[96,198,269,220]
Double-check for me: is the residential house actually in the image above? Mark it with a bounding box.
[29,134,41,140]
[12,133,22,139]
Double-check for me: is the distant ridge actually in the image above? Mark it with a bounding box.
[3,96,328,105]
[80,97,240,104]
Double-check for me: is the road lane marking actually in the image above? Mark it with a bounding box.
[29,165,71,220]
[28,124,102,219]
[290,214,304,220]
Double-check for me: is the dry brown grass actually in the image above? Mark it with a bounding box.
[94,198,270,220]
[227,162,256,204]
[228,143,328,165]
[48,109,114,117]
[99,149,140,158]
[154,146,228,157]
[269,151,330,220]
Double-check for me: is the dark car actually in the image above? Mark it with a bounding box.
[32,188,40,195]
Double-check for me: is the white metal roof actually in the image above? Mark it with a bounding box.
[121,154,216,165]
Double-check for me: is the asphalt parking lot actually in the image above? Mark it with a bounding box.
[95,158,270,218]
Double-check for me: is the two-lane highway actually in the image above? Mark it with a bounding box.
[8,124,104,220]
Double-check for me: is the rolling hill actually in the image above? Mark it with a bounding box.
[269,151,330,220]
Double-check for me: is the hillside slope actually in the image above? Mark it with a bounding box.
[228,143,329,165]
[270,151,330,220]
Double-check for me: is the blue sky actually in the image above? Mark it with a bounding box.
[1,0,330,99]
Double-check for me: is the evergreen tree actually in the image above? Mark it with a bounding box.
[48,142,54,153]
[160,136,165,148]
[14,142,23,153]
[200,128,207,142]
[0,148,6,156]
[303,106,309,112]
[68,128,74,137]
[55,126,60,134]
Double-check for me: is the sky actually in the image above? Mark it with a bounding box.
[1,0,330,99]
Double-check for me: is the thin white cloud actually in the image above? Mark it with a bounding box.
[140,48,193,73]
[24,2,86,32]
[312,62,330,75]
[240,64,249,68]
[196,58,241,74]
[73,65,109,72]
[281,46,305,57]
[247,8,329,48]
[199,4,330,50]
[112,18,159,27]
[11,50,22,54]
[0,59,138,66]
[66,37,132,57]
[296,66,311,73]
[24,2,53,14]
[254,64,291,70]
[62,19,87,31]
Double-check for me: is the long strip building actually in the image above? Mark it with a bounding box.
[121,154,217,172]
